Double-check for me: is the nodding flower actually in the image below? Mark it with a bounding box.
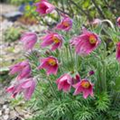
[56,73,72,92]
[6,78,36,100]
[41,32,63,51]
[56,15,73,31]
[20,32,37,50]
[35,0,55,15]
[38,56,59,75]
[70,29,101,55]
[9,60,31,80]
[73,79,94,99]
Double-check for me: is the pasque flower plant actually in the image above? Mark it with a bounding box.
[41,32,63,51]
[56,73,72,92]
[7,0,120,120]
[6,78,36,100]
[9,60,31,80]
[73,79,94,99]
[38,56,59,75]
[35,0,55,15]
[56,15,73,31]
[71,29,101,55]
[20,32,37,50]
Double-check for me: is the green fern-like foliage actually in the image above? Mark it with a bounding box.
[95,92,110,112]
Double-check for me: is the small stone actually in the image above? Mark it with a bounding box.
[3,105,8,109]
[4,108,10,114]
[3,115,9,120]
[0,110,2,116]
[10,110,17,119]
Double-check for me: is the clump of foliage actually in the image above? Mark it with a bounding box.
[4,27,22,42]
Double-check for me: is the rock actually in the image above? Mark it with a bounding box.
[2,11,23,22]
[4,108,10,114]
[3,105,8,109]
[10,110,17,119]
[0,110,2,116]
[3,115,9,120]
[0,20,13,31]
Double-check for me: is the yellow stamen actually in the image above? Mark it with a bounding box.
[81,81,90,89]
[48,59,56,66]
[89,35,97,44]
[52,36,60,44]
[63,21,69,27]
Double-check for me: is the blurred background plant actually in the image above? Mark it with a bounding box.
[4,27,22,42]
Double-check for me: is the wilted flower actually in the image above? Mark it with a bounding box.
[117,17,120,27]
[56,73,72,92]
[73,79,94,99]
[116,42,120,62]
[20,32,37,50]
[35,0,55,15]
[9,60,31,80]
[56,15,73,31]
[6,78,36,100]
[71,29,101,55]
[41,32,63,51]
[38,56,58,75]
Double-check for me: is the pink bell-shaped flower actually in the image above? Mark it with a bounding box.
[6,78,36,100]
[56,15,73,31]
[56,73,72,92]
[35,0,55,15]
[73,79,94,99]
[70,29,101,55]
[20,32,37,50]
[38,56,59,75]
[9,60,31,80]
[41,32,63,51]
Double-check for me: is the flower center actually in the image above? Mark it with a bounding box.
[63,21,69,27]
[48,59,56,66]
[52,36,60,44]
[89,35,97,44]
[81,81,90,89]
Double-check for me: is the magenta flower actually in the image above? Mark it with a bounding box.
[56,73,72,92]
[71,29,101,55]
[56,15,73,31]
[20,32,37,50]
[38,56,58,75]
[117,17,120,27]
[9,60,31,80]
[41,32,63,51]
[71,73,81,85]
[73,79,94,99]
[116,42,120,62]
[35,0,55,15]
[6,78,36,100]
